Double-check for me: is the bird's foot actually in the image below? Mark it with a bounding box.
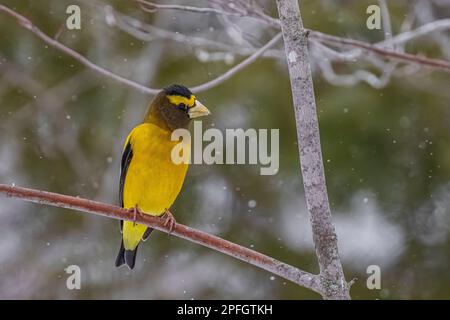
[128,206,141,226]
[163,209,177,234]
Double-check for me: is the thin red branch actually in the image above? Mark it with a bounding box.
[0,183,322,295]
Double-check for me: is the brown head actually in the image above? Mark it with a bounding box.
[144,84,210,131]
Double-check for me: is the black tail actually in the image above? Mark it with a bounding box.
[115,241,139,270]
[115,241,126,267]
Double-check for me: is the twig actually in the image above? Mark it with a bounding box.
[0,5,161,95]
[276,0,350,300]
[190,33,282,93]
[378,0,394,48]
[109,7,285,59]
[379,18,450,48]
[311,43,395,88]
[131,1,450,72]
[0,4,281,95]
[136,0,243,17]
[347,277,358,289]
[414,1,450,59]
[3,2,449,98]
[308,18,450,65]
[0,183,323,295]
[309,30,450,72]
[136,0,280,27]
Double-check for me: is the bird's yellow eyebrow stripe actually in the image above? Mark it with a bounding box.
[167,94,196,107]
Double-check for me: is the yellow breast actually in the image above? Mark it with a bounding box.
[123,123,190,216]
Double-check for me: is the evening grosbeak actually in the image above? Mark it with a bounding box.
[115,84,210,269]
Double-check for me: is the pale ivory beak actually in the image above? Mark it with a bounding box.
[188,100,211,118]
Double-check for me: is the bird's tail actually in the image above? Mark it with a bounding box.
[115,241,139,270]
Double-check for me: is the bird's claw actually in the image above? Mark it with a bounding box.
[128,206,141,226]
[163,210,177,234]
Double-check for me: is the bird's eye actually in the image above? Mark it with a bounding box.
[178,103,187,111]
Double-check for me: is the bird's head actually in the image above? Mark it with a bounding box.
[145,84,211,131]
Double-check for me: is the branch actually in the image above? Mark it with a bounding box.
[414,1,450,59]
[0,4,281,95]
[378,0,394,48]
[276,0,350,300]
[132,1,450,73]
[106,6,284,59]
[309,31,450,73]
[136,0,280,27]
[0,5,161,95]
[0,183,323,295]
[4,2,448,97]
[309,18,450,68]
[136,0,243,17]
[190,33,282,93]
[380,18,450,48]
[311,42,396,88]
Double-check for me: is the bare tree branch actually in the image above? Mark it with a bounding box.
[0,5,161,95]
[311,42,396,88]
[0,5,450,100]
[0,4,282,95]
[276,0,350,300]
[0,183,323,295]
[379,0,394,48]
[136,0,280,27]
[310,30,450,72]
[380,18,450,48]
[106,5,284,59]
[191,33,282,92]
[308,18,450,66]
[208,0,280,27]
[130,1,450,73]
[136,0,244,17]
[414,1,450,59]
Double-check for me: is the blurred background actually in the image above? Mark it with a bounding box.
[0,0,449,299]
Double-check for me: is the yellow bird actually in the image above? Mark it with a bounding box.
[115,84,210,269]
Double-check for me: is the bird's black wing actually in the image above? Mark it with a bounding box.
[117,135,154,241]
[119,139,133,231]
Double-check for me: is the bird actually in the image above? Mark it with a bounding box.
[115,84,210,270]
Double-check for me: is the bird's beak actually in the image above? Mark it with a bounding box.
[188,100,211,118]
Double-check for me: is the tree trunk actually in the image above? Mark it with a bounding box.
[276,0,350,300]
